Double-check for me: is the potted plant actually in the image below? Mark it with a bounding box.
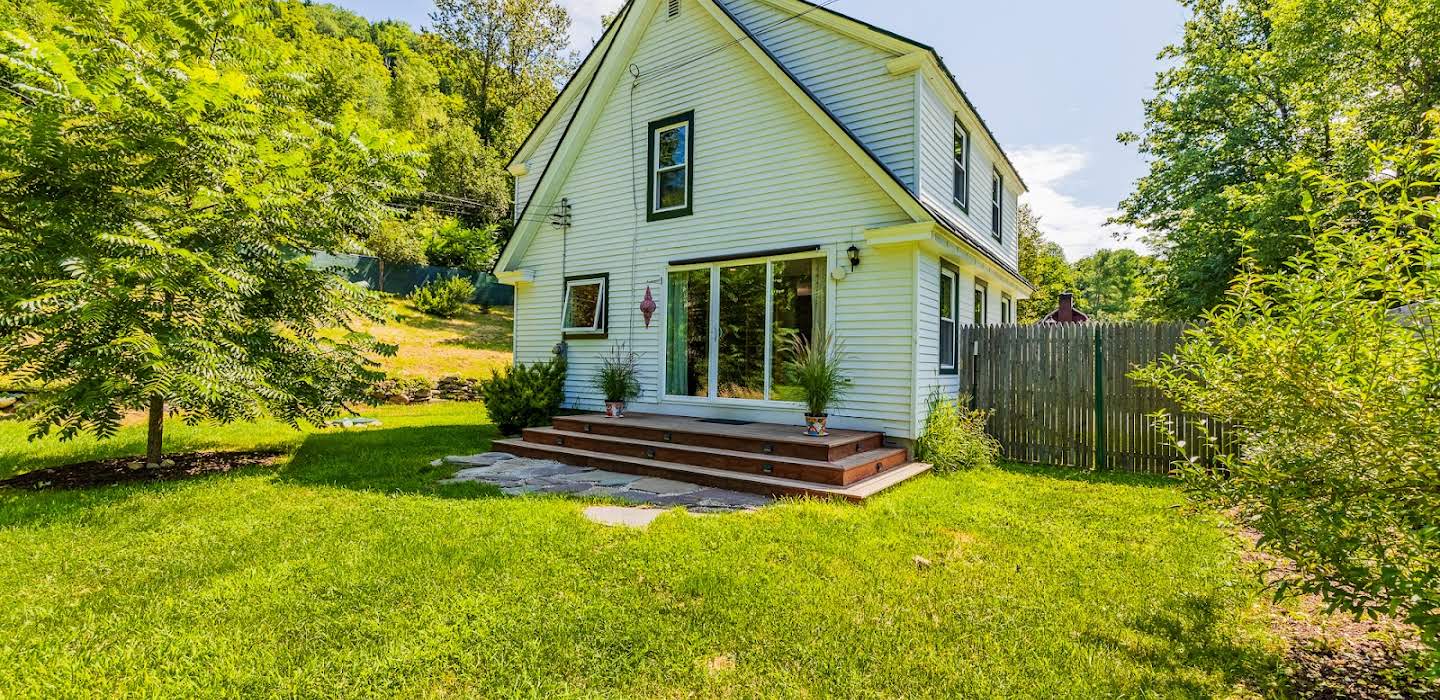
[593,343,641,418]
[782,329,851,436]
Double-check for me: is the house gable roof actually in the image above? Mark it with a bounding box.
[496,0,1030,291]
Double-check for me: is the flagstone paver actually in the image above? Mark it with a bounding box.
[437,453,772,513]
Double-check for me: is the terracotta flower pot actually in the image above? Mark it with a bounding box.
[604,401,626,418]
[804,413,828,437]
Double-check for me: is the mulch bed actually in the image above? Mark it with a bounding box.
[0,451,284,491]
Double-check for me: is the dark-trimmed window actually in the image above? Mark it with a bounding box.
[990,169,1003,240]
[647,111,693,221]
[953,118,969,212]
[1000,292,1012,325]
[562,273,608,338]
[939,264,958,374]
[974,277,988,326]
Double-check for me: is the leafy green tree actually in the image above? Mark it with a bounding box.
[0,0,422,464]
[368,215,431,293]
[1074,249,1156,321]
[426,218,500,271]
[1016,205,1077,323]
[1135,123,1440,661]
[1118,0,1440,319]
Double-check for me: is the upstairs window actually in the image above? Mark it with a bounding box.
[990,169,1003,240]
[939,266,958,373]
[648,111,693,221]
[953,118,969,212]
[562,274,608,337]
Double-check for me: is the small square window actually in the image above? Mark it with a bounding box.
[562,274,608,337]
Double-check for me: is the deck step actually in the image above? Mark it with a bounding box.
[551,413,884,462]
[520,427,908,486]
[491,438,932,501]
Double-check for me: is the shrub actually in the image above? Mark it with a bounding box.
[478,357,567,435]
[915,389,999,473]
[1134,118,1440,663]
[410,276,475,318]
[593,344,640,403]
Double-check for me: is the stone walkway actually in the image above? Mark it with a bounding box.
[436,452,773,514]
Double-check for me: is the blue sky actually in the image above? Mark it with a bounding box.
[332,0,1188,260]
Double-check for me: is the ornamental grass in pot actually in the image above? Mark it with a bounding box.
[783,329,850,436]
[593,343,641,418]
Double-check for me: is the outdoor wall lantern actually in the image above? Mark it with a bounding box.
[847,245,861,270]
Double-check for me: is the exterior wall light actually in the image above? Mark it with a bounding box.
[847,245,861,270]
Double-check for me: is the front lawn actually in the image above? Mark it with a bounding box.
[0,404,1284,697]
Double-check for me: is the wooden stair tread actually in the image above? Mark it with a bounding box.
[491,438,931,501]
[522,427,905,471]
[555,413,881,448]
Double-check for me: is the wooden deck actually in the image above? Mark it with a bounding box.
[492,413,930,501]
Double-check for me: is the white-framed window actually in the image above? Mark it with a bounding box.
[953,118,969,212]
[1000,292,1012,325]
[939,266,958,373]
[974,277,988,325]
[990,169,1003,240]
[648,111,693,220]
[562,274,608,336]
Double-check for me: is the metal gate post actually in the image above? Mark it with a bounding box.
[1093,327,1106,470]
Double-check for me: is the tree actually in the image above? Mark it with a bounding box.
[0,0,423,464]
[1073,249,1156,321]
[1117,0,1440,319]
[1134,123,1440,662]
[368,215,431,293]
[1016,205,1076,323]
[426,218,501,271]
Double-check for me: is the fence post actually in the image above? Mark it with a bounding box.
[1093,327,1107,470]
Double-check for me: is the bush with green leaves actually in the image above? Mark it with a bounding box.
[410,276,476,318]
[477,358,567,435]
[1135,117,1440,663]
[915,389,1000,473]
[0,0,421,464]
[425,219,500,271]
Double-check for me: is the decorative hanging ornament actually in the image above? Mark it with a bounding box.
[640,286,657,327]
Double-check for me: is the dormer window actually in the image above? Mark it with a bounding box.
[953,118,969,212]
[648,111,693,221]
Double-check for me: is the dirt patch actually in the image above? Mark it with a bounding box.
[0,451,284,491]
[1231,524,1438,698]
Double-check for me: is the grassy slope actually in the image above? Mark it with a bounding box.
[361,301,514,380]
[0,405,1284,698]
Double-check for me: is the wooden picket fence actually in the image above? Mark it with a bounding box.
[957,322,1237,475]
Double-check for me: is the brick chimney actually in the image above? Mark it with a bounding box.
[1044,293,1089,324]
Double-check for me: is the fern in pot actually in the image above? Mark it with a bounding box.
[593,343,641,418]
[783,329,850,436]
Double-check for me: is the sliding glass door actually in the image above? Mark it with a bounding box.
[665,253,826,402]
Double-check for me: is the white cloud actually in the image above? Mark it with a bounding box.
[559,0,618,50]
[1008,145,1146,261]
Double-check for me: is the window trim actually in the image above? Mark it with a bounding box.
[990,168,1003,241]
[561,273,609,338]
[974,277,989,326]
[953,118,970,213]
[939,263,959,375]
[1000,292,1012,325]
[647,111,694,221]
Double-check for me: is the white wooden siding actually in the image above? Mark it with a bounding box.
[720,0,917,189]
[511,0,919,437]
[916,78,1020,271]
[514,98,579,220]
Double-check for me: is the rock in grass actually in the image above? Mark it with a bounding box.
[913,555,932,570]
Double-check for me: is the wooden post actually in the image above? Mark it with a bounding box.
[1093,328,1106,471]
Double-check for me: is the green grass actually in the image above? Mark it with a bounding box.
[0,405,1285,698]
[362,301,514,380]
